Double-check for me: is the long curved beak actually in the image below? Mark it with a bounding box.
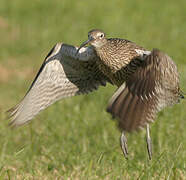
[76,38,93,55]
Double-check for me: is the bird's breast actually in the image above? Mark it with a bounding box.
[95,48,140,87]
[96,59,127,87]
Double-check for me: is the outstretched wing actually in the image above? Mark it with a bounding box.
[8,43,108,126]
[107,49,180,132]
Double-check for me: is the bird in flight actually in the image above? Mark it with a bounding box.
[8,29,184,160]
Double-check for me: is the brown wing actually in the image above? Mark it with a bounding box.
[107,49,180,132]
[8,43,108,126]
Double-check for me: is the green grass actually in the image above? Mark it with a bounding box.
[0,0,186,179]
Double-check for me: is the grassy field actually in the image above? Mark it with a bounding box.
[0,0,186,179]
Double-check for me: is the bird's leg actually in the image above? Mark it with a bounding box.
[146,124,152,160]
[120,131,128,159]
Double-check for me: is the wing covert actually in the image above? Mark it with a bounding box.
[107,49,180,132]
[8,43,108,126]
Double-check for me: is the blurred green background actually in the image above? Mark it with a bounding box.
[0,0,186,179]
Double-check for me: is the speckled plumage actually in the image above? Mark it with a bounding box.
[8,30,183,131]
[107,49,181,131]
[8,43,108,126]
[76,29,183,132]
[95,38,146,86]
[7,30,184,159]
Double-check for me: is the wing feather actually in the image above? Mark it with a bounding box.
[8,43,108,126]
[107,49,181,132]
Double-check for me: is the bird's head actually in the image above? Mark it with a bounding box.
[77,29,107,54]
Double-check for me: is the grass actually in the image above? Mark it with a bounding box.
[0,0,186,179]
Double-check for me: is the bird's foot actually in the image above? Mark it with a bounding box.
[146,124,152,160]
[120,131,128,159]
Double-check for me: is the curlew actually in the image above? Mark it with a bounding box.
[8,29,184,160]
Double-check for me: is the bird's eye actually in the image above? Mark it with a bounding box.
[100,34,104,38]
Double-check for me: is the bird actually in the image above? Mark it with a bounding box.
[7,29,184,160]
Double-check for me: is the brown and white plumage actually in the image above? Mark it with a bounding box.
[107,49,181,132]
[8,43,108,126]
[8,29,184,159]
[76,29,184,159]
[76,29,183,132]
